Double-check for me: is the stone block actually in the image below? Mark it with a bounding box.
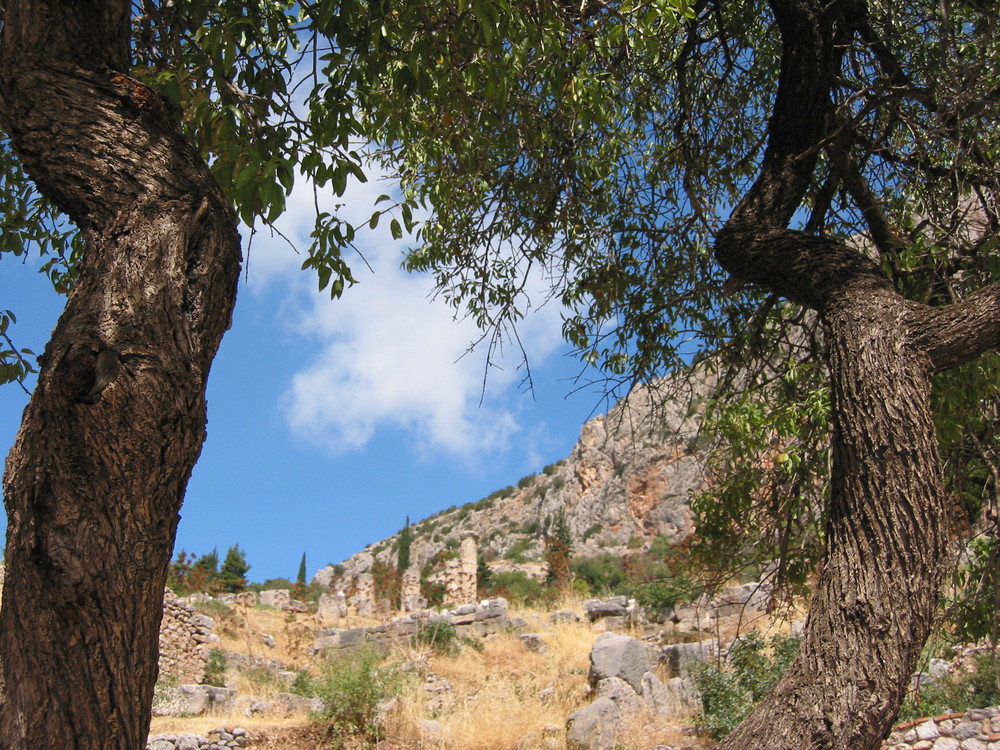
[917,720,941,741]
[318,592,347,621]
[584,600,627,621]
[641,673,699,717]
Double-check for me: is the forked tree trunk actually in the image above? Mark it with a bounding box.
[0,3,241,747]
[710,1,1000,747]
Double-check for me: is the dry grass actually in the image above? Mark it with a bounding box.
[201,602,328,671]
[150,712,310,736]
[157,594,766,749]
[615,705,700,749]
[381,619,599,750]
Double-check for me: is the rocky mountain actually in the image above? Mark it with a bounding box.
[315,368,717,587]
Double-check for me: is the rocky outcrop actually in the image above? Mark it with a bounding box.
[315,372,714,590]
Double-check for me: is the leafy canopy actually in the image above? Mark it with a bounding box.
[3,1,1000,611]
[354,0,1000,600]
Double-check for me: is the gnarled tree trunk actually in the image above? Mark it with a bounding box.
[0,2,241,747]
[711,1,1000,748]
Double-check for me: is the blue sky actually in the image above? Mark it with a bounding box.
[0,170,606,584]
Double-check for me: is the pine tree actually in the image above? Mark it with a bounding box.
[219,545,250,593]
[190,547,221,594]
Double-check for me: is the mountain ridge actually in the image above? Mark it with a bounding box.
[314,368,718,587]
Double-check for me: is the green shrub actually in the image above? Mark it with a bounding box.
[290,669,317,697]
[900,651,1000,721]
[203,648,227,688]
[504,537,534,562]
[692,633,801,739]
[487,485,515,501]
[517,474,536,489]
[489,570,547,606]
[414,620,460,655]
[945,537,1000,645]
[312,647,401,749]
[257,577,295,591]
[572,554,627,595]
[628,579,689,611]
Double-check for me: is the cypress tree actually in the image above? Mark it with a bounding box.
[296,551,307,585]
[397,516,412,572]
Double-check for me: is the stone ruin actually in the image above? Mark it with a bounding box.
[443,532,478,608]
[159,589,215,684]
[401,566,426,612]
[311,597,515,655]
[334,534,479,617]
[351,572,376,617]
[318,590,348,621]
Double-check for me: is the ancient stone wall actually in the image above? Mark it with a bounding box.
[882,708,1000,749]
[146,726,248,750]
[159,589,214,684]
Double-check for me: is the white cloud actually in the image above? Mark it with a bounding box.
[267,167,569,458]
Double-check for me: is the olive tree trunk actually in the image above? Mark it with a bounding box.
[0,2,241,747]
[711,1,1000,748]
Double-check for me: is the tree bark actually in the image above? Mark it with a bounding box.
[710,0,1000,748]
[0,3,241,748]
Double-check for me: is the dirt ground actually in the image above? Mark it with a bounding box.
[244,725,323,749]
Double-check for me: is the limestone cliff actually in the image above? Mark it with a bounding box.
[315,369,716,586]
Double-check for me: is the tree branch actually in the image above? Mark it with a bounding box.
[908,282,1000,373]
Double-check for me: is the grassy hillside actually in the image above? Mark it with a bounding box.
[150,593,708,749]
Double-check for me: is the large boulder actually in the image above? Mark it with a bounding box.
[589,632,660,693]
[641,672,700,716]
[566,632,700,749]
[661,638,718,677]
[566,697,622,750]
[259,589,291,609]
